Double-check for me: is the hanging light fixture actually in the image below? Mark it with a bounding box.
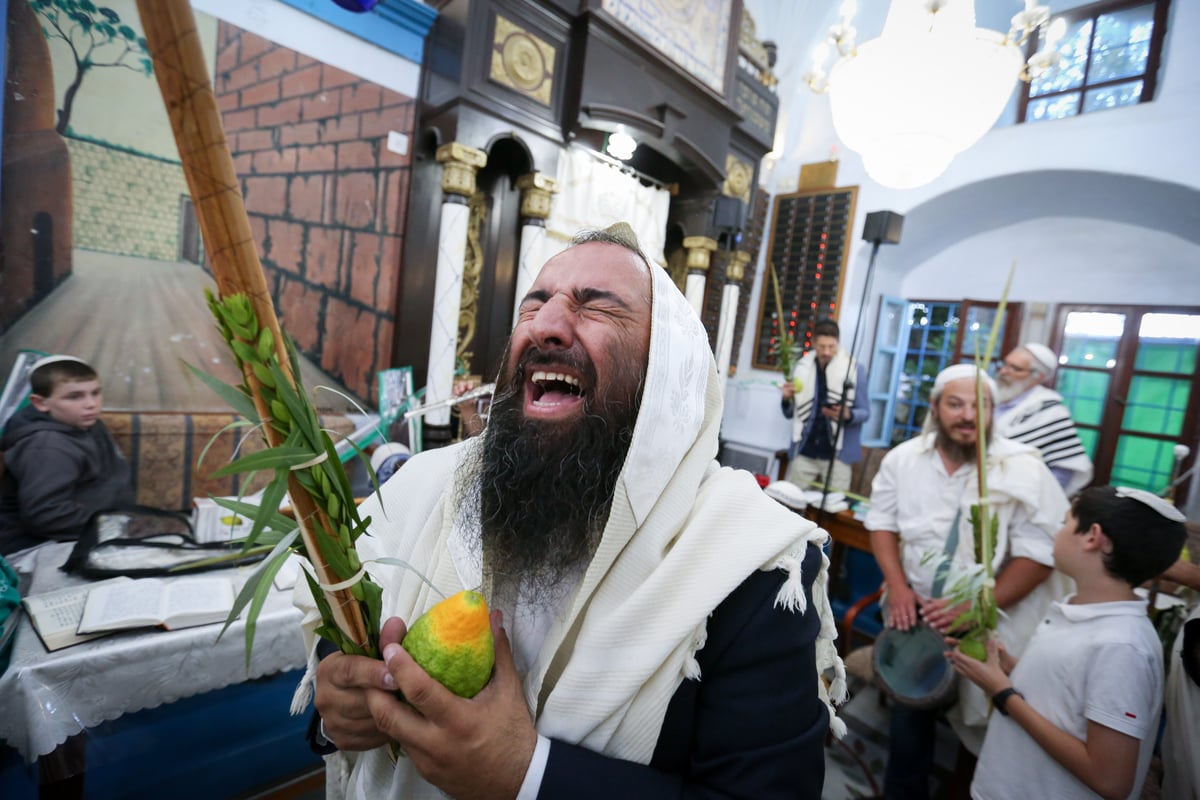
[805,0,1065,189]
[605,130,639,161]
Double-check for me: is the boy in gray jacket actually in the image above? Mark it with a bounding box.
[0,356,133,555]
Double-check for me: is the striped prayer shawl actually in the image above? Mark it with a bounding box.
[996,385,1093,495]
[790,349,856,454]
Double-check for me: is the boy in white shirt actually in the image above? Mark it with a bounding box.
[948,485,1186,800]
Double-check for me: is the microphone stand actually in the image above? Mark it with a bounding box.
[815,235,881,531]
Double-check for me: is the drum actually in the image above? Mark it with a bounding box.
[872,623,958,709]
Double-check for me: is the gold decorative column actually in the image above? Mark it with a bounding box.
[682,235,717,317]
[715,250,751,377]
[512,172,558,326]
[426,142,486,426]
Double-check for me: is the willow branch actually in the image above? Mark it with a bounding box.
[136,0,368,648]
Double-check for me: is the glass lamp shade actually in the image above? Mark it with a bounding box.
[826,1,1025,189]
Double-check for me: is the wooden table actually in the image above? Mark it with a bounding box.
[803,507,872,553]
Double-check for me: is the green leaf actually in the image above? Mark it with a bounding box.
[217,529,299,665]
[183,360,261,422]
[242,469,292,550]
[213,496,296,534]
[372,557,447,599]
[195,418,257,471]
[165,543,275,573]
[271,361,322,448]
[209,445,317,478]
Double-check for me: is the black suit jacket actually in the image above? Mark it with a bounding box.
[538,542,829,798]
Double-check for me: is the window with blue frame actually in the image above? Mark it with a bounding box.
[864,299,1023,449]
[892,302,962,445]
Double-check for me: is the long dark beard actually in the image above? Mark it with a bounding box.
[459,343,644,600]
[934,418,992,466]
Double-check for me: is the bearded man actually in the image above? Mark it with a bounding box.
[994,342,1093,495]
[302,227,842,799]
[865,364,1070,800]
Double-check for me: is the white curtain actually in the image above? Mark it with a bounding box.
[545,148,671,266]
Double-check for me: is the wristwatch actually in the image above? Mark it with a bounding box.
[992,687,1024,716]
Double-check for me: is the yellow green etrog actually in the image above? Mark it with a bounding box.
[401,590,495,698]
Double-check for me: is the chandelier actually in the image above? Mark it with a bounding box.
[805,0,1065,189]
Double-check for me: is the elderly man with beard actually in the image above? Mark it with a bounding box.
[303,227,843,800]
[865,364,1070,800]
[994,343,1093,496]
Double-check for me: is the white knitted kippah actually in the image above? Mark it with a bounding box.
[30,354,90,371]
[1113,486,1186,522]
[931,363,997,401]
[1021,342,1058,375]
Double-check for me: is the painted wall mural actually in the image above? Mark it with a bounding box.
[600,0,732,93]
[0,0,416,410]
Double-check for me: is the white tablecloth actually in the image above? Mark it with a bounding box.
[0,542,308,761]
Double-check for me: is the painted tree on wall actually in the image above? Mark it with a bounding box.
[30,0,153,135]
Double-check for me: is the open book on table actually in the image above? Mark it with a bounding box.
[22,577,133,651]
[76,575,236,634]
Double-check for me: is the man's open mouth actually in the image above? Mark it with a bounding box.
[529,370,584,408]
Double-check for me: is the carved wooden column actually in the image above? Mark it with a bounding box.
[715,250,750,376]
[512,172,558,326]
[682,236,717,317]
[426,142,486,426]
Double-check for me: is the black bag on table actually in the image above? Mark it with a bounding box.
[63,505,266,579]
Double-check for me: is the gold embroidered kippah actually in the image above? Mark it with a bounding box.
[602,221,641,251]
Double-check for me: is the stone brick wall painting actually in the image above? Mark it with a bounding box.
[66,137,193,261]
[215,23,416,402]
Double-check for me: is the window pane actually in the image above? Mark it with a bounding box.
[960,306,1005,361]
[879,303,904,345]
[1121,376,1188,436]
[1061,311,1125,367]
[1027,93,1081,122]
[1135,313,1200,373]
[1083,81,1143,112]
[1055,367,1110,427]
[1030,19,1092,96]
[1111,435,1175,494]
[1089,5,1155,83]
[870,352,895,394]
[1077,427,1099,459]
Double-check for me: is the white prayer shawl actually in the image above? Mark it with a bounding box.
[790,348,856,453]
[297,259,845,799]
[1162,601,1200,800]
[995,385,1093,496]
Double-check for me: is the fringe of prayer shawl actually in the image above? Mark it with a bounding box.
[777,530,848,739]
[681,525,849,739]
[290,629,323,715]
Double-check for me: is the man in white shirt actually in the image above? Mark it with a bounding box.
[865,364,1070,800]
[994,343,1093,496]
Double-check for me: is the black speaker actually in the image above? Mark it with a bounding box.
[712,196,746,231]
[862,210,904,245]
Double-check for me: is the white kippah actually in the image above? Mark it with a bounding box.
[30,354,90,371]
[931,363,997,400]
[1113,486,1187,522]
[1022,343,1058,375]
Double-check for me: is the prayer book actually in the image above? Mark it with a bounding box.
[76,575,235,634]
[22,577,133,651]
